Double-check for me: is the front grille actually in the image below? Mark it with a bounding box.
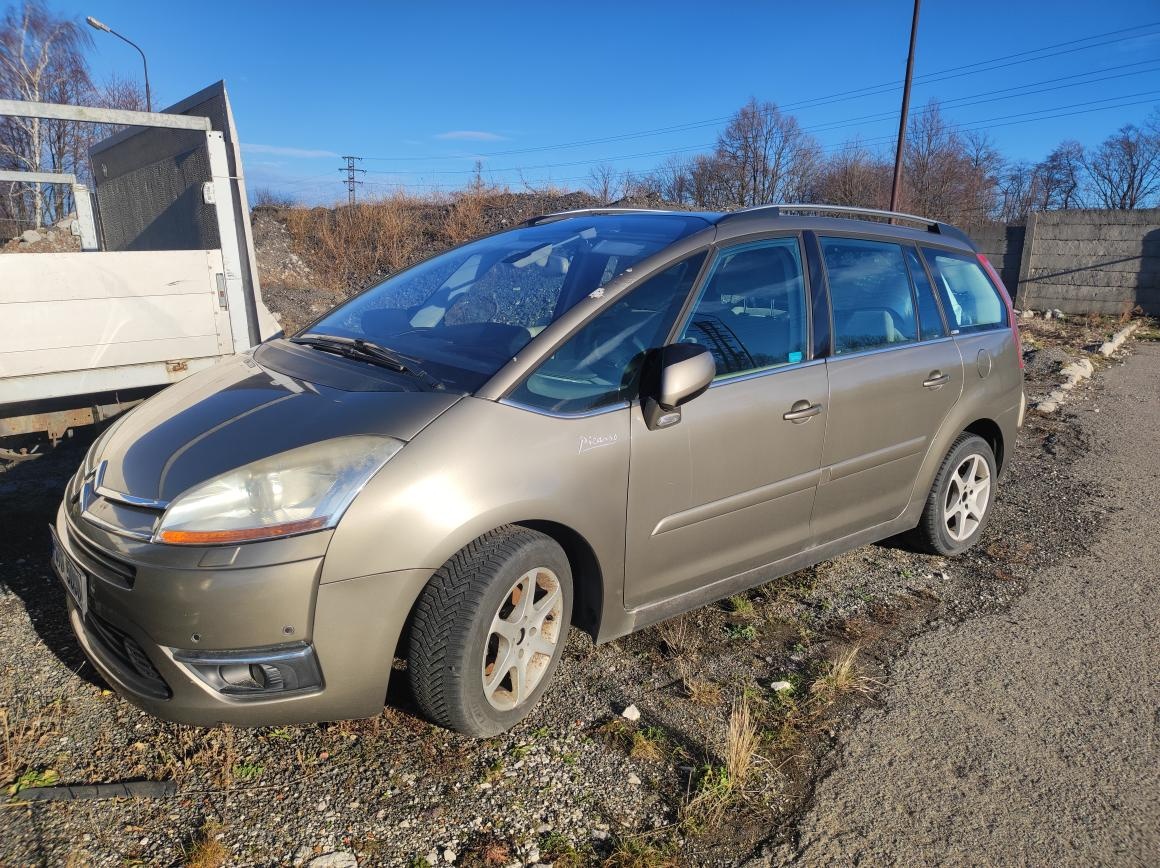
[68,528,136,588]
[86,612,171,699]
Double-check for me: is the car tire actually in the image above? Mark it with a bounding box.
[407,526,573,737]
[909,433,997,557]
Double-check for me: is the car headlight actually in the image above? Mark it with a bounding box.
[153,435,403,545]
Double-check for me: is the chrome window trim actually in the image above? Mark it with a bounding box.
[708,356,825,389]
[498,398,630,420]
[826,335,955,363]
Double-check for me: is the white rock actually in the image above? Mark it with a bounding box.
[307,853,358,868]
[443,847,457,863]
[526,847,540,863]
[292,846,313,867]
[620,704,641,721]
[425,851,440,866]
[1020,309,1035,319]
[1051,309,1065,320]
[627,772,642,786]
[770,680,793,693]
[19,229,42,245]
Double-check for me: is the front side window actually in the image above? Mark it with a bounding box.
[508,252,707,414]
[304,213,709,392]
[821,236,918,355]
[678,238,807,378]
[922,248,1008,333]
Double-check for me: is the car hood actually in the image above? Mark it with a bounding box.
[94,350,461,503]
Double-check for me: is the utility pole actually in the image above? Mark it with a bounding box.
[339,155,365,206]
[889,0,921,213]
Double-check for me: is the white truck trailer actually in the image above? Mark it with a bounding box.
[0,83,279,463]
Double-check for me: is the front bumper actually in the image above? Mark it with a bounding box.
[54,501,430,726]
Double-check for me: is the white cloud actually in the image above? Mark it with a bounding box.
[241,143,339,159]
[434,130,507,142]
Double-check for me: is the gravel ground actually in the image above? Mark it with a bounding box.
[0,306,1150,865]
[775,340,1160,866]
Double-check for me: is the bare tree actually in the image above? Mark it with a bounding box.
[586,162,625,203]
[714,98,820,207]
[1030,140,1086,211]
[996,160,1036,223]
[903,100,999,224]
[648,154,693,204]
[1083,119,1160,210]
[811,138,891,208]
[0,0,92,228]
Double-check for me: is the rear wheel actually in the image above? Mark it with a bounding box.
[407,527,572,737]
[910,433,997,556]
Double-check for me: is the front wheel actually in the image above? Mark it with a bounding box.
[909,433,997,556]
[407,527,572,737]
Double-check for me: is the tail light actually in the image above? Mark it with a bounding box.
[977,253,1023,369]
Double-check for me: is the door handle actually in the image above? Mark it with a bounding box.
[783,400,822,423]
[923,371,951,389]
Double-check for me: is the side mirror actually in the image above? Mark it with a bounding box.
[643,343,715,430]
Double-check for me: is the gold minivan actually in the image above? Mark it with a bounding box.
[53,205,1024,735]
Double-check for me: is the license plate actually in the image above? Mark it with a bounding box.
[49,527,88,620]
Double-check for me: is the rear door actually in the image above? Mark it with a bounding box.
[810,234,964,544]
[625,236,827,609]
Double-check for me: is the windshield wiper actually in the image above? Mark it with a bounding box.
[291,334,444,391]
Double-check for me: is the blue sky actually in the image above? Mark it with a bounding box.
[54,0,1160,204]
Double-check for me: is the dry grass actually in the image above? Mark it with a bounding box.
[284,193,422,293]
[656,616,698,657]
[184,822,227,868]
[675,659,722,706]
[808,646,881,707]
[0,699,63,789]
[603,837,680,868]
[443,188,489,246]
[725,696,759,787]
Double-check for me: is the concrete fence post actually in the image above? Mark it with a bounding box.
[1015,210,1038,309]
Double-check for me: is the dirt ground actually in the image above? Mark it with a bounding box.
[0,315,1153,867]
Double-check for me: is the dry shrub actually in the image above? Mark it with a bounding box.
[284,193,421,293]
[443,188,488,246]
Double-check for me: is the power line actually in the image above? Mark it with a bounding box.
[354,21,1160,163]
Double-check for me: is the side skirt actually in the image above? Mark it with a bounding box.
[614,511,919,638]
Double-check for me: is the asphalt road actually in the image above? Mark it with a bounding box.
[785,342,1160,866]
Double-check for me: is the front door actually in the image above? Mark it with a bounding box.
[624,237,828,610]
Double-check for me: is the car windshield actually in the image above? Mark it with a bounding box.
[301,213,709,392]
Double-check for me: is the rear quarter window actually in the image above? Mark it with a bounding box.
[921,248,1007,333]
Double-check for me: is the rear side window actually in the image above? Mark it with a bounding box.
[922,248,1008,333]
[508,252,706,414]
[821,237,918,355]
[678,238,807,378]
[904,245,947,340]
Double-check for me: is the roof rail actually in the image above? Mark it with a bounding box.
[522,207,687,226]
[722,203,974,245]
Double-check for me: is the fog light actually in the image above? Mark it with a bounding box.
[174,643,322,697]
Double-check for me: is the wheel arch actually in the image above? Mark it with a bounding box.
[963,417,1005,473]
[515,519,604,641]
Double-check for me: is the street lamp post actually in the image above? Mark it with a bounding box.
[85,16,151,112]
